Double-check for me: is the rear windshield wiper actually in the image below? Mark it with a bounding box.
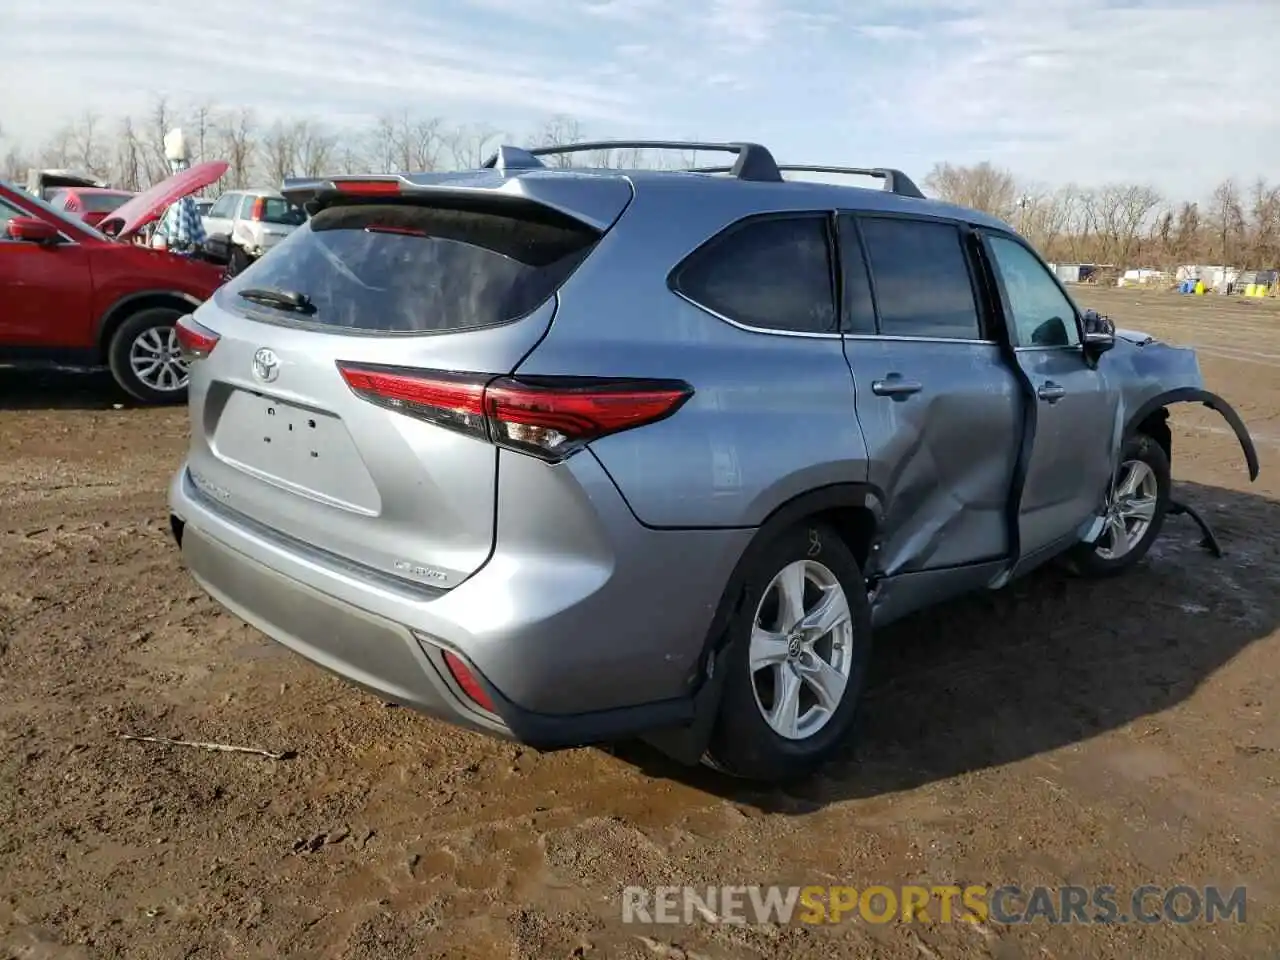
[237,286,317,315]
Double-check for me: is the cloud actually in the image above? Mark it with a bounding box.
[0,0,1276,199]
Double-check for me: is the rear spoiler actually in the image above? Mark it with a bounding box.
[279,172,633,232]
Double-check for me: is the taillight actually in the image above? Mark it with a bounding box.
[441,650,496,713]
[174,314,220,361]
[336,363,692,462]
[249,197,266,221]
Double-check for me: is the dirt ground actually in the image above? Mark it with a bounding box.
[1,286,1278,959]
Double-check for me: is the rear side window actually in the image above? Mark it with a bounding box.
[258,197,306,226]
[674,215,837,334]
[859,217,983,340]
[219,202,600,333]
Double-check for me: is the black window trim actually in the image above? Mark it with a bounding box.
[841,210,997,346]
[978,227,1085,353]
[667,210,843,340]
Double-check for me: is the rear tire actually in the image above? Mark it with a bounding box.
[1065,432,1170,578]
[106,307,190,405]
[702,522,872,783]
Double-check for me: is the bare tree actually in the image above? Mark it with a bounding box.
[1171,202,1202,265]
[261,120,298,185]
[218,108,256,189]
[924,161,1019,219]
[530,115,585,167]
[38,125,75,170]
[189,102,217,166]
[293,120,336,178]
[68,112,111,178]
[145,96,173,185]
[1247,178,1280,268]
[368,115,398,173]
[114,116,145,191]
[444,123,503,169]
[1209,178,1246,265]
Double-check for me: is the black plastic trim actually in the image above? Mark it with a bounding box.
[1126,388,1260,481]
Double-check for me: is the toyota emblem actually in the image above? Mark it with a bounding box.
[252,348,280,383]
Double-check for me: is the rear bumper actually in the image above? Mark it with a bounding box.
[168,457,751,749]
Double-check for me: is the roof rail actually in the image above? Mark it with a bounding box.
[690,163,927,199]
[481,139,784,183]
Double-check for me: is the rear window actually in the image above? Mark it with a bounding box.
[219,202,600,333]
[80,193,132,214]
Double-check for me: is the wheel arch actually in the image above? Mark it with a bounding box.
[94,290,203,362]
[642,484,879,758]
[1123,388,1259,482]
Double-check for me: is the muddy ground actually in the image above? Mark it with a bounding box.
[1,286,1278,959]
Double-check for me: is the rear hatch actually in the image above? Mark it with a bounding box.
[178,171,633,591]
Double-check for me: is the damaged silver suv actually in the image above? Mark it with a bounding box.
[167,139,1259,784]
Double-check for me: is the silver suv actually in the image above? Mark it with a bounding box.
[167,140,1259,783]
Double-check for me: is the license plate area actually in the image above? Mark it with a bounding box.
[211,390,380,513]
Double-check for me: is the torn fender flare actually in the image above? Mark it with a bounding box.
[1128,388,1260,482]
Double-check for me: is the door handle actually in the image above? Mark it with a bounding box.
[1037,381,1066,403]
[871,374,923,399]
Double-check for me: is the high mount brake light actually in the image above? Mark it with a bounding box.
[174,314,220,361]
[336,363,693,462]
[331,180,402,197]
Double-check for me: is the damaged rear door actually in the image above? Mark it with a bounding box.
[980,231,1120,577]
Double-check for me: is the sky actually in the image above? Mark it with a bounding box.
[0,0,1276,199]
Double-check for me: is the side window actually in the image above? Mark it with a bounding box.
[208,194,237,218]
[675,215,837,334]
[836,215,877,335]
[238,195,257,219]
[987,235,1081,347]
[859,217,983,340]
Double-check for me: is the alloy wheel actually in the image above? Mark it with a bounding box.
[129,325,190,393]
[749,559,856,740]
[1096,458,1159,560]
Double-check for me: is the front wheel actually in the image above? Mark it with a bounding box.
[702,522,872,783]
[1066,432,1171,578]
[106,308,191,404]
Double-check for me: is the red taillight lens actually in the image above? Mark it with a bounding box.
[174,315,220,361]
[249,197,266,221]
[442,650,496,713]
[332,179,402,197]
[336,363,692,461]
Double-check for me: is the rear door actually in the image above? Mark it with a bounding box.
[181,180,632,590]
[980,231,1119,573]
[840,213,1022,577]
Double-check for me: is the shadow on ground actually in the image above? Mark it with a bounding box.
[0,367,136,411]
[617,479,1279,811]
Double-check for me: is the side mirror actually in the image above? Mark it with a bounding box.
[201,233,232,266]
[1081,309,1115,357]
[6,216,60,245]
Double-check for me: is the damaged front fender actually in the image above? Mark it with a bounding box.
[1127,388,1260,481]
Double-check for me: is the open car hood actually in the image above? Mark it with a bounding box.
[97,161,229,240]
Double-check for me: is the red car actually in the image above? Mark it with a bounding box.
[47,187,137,228]
[0,161,229,403]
